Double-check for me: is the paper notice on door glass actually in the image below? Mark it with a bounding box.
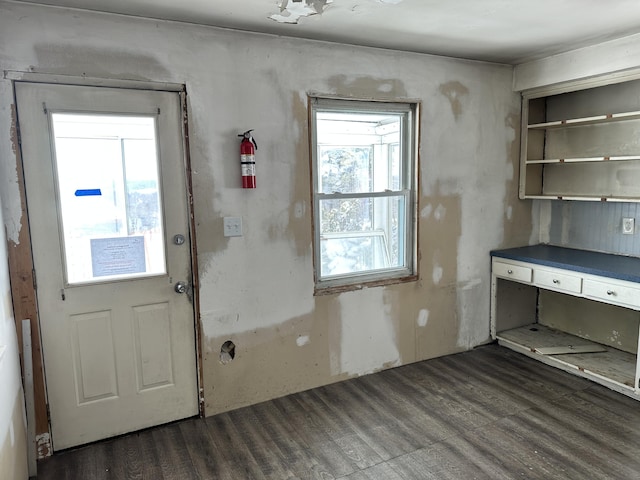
[91,236,146,277]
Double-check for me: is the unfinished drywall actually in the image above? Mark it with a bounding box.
[0,1,527,419]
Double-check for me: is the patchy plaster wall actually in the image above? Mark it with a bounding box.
[0,390,27,480]
[0,1,526,417]
[0,83,23,245]
[0,192,28,479]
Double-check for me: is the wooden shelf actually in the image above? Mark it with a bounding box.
[526,155,640,165]
[528,110,640,129]
[522,194,640,202]
[497,324,636,391]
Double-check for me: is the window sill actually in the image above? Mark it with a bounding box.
[314,274,418,296]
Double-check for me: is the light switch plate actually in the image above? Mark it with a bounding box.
[223,217,243,237]
[623,217,635,235]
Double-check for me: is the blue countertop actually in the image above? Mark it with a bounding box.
[491,244,640,284]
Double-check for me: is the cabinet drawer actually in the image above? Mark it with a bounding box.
[534,268,582,294]
[583,279,640,309]
[493,261,532,283]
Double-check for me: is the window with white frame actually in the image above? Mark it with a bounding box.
[310,97,418,290]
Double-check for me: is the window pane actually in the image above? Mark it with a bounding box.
[51,114,166,285]
[316,111,401,194]
[319,195,406,278]
[390,143,401,191]
[320,197,373,234]
[122,139,165,275]
[319,146,373,194]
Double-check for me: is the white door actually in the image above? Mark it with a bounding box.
[15,82,198,450]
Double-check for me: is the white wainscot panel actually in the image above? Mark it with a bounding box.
[71,310,118,404]
[133,303,174,391]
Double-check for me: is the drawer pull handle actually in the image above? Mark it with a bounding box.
[507,269,513,274]
[606,290,615,296]
[552,279,560,284]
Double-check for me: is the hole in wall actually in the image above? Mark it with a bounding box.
[220,340,236,364]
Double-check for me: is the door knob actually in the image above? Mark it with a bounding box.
[174,281,188,294]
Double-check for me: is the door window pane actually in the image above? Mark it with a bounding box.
[51,114,166,285]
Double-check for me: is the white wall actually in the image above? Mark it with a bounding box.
[0,1,528,417]
[0,192,28,478]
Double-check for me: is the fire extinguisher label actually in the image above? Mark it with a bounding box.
[241,163,255,176]
[241,153,255,177]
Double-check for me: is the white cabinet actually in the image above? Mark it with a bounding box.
[491,249,640,399]
[519,78,640,201]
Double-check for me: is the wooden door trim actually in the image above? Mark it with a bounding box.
[4,70,185,93]
[180,89,205,418]
[8,98,51,458]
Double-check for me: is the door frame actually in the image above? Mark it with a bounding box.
[5,71,204,458]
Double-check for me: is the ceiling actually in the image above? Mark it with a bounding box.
[12,0,640,64]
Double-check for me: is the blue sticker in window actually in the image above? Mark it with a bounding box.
[75,189,102,197]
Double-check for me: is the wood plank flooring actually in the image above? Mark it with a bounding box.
[36,344,640,479]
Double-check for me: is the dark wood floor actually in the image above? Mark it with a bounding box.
[36,344,640,479]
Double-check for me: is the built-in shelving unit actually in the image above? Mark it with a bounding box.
[519,78,640,200]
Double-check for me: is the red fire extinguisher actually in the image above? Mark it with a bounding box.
[238,129,258,189]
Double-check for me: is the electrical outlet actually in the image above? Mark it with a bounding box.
[622,217,635,235]
[223,217,243,237]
